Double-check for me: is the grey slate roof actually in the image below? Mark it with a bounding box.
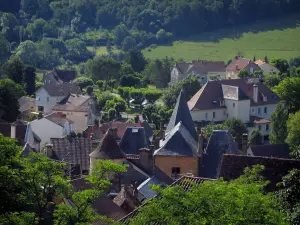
[119,127,149,155]
[199,130,237,179]
[42,83,81,97]
[42,69,77,84]
[137,177,167,200]
[247,143,291,159]
[166,90,198,141]
[154,122,199,157]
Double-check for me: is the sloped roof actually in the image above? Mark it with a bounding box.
[247,143,291,159]
[53,94,90,112]
[226,57,260,72]
[199,130,237,179]
[188,79,280,111]
[119,127,149,155]
[166,90,198,141]
[45,113,74,127]
[250,116,271,124]
[43,69,77,84]
[21,143,36,157]
[175,60,225,74]
[220,154,300,191]
[89,130,125,160]
[137,177,166,200]
[50,138,93,171]
[254,59,265,65]
[155,122,199,157]
[42,83,81,97]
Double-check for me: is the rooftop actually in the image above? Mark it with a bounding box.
[40,83,81,97]
[53,93,91,112]
[175,60,225,74]
[247,143,291,159]
[45,113,74,127]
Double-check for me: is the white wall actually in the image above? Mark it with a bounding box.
[190,108,227,122]
[250,104,277,120]
[36,88,65,114]
[30,118,65,147]
[53,110,88,133]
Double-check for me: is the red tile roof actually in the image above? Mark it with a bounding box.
[226,57,260,72]
[250,116,270,124]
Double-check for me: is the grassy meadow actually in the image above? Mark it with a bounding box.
[142,14,300,62]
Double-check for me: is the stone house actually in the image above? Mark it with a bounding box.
[226,56,261,79]
[188,78,280,140]
[35,83,81,114]
[52,93,98,133]
[255,59,280,74]
[42,69,77,85]
[170,60,226,85]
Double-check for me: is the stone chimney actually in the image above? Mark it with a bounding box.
[253,84,258,103]
[10,123,16,139]
[139,147,153,174]
[235,56,239,60]
[46,144,54,157]
[235,64,238,71]
[242,133,248,155]
[197,132,204,155]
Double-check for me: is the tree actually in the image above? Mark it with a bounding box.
[286,111,300,157]
[54,160,127,225]
[86,86,94,96]
[16,40,40,66]
[202,123,228,139]
[273,77,300,113]
[0,33,10,65]
[131,166,287,225]
[0,79,25,122]
[21,0,39,16]
[130,89,145,108]
[22,65,36,96]
[269,102,288,144]
[113,24,130,46]
[73,76,94,89]
[120,63,135,76]
[119,75,141,87]
[156,29,172,43]
[238,69,250,78]
[143,89,162,104]
[126,50,147,73]
[272,59,289,74]
[264,56,269,63]
[25,18,46,41]
[264,73,282,89]
[3,57,24,84]
[122,36,137,52]
[224,118,248,148]
[248,129,263,145]
[278,169,300,224]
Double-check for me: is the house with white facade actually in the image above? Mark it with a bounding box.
[35,83,81,114]
[226,56,261,79]
[25,112,74,148]
[187,78,281,140]
[255,59,280,74]
[170,60,226,85]
[52,94,99,133]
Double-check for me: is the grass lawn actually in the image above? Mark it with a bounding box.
[87,46,121,56]
[143,14,300,62]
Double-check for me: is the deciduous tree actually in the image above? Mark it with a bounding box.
[269,102,288,144]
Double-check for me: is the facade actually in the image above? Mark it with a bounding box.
[35,83,81,114]
[52,94,98,133]
[170,60,225,85]
[255,59,280,74]
[188,79,280,137]
[18,96,36,121]
[42,69,76,85]
[26,113,73,147]
[226,56,261,79]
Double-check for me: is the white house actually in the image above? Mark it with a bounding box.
[255,59,280,74]
[35,83,81,114]
[25,112,74,148]
[52,94,99,133]
[188,78,280,140]
[170,60,226,85]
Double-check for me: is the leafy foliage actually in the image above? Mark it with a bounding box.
[269,102,288,144]
[248,128,263,146]
[286,111,300,157]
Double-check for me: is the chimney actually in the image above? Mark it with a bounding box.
[197,132,204,155]
[242,133,248,155]
[10,123,16,139]
[235,56,239,60]
[46,144,54,157]
[253,84,258,103]
[139,148,153,174]
[235,64,238,71]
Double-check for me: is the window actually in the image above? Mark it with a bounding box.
[258,125,261,131]
[250,67,254,73]
[266,124,269,131]
[252,108,255,113]
[233,103,235,108]
[258,108,261,115]
[38,106,44,112]
[264,107,267,114]
[213,112,216,119]
[47,97,49,102]
[171,167,180,179]
[205,112,208,119]
[36,96,40,101]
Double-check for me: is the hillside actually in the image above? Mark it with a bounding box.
[143,15,300,62]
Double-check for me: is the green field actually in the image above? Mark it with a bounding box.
[143,15,300,62]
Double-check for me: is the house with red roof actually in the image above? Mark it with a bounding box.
[226,56,261,79]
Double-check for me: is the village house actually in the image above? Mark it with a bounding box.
[52,93,98,133]
[25,112,73,148]
[42,69,77,85]
[188,78,280,140]
[226,56,261,79]
[35,83,81,114]
[18,96,36,121]
[255,59,280,74]
[170,60,226,85]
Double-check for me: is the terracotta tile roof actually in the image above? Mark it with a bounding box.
[254,59,265,65]
[89,130,125,160]
[188,79,280,111]
[41,83,81,97]
[53,94,90,112]
[250,116,270,124]
[45,112,74,127]
[175,60,225,74]
[226,57,260,72]
[50,137,93,171]
[166,90,198,141]
[247,143,291,159]
[220,154,300,191]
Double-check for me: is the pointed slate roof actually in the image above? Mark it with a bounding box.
[166,90,197,141]
[155,122,199,157]
[89,130,125,160]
